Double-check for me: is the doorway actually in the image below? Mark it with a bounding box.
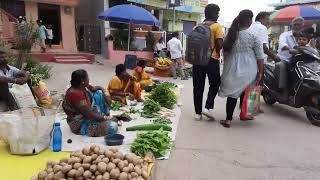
[38,3,62,47]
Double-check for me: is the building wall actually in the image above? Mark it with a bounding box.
[60,6,77,52]
[24,1,77,52]
[163,10,201,32]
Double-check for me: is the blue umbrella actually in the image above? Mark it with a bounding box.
[98,4,160,51]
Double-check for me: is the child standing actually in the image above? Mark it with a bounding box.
[46,24,54,48]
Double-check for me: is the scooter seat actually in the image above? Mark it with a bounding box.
[265,62,275,71]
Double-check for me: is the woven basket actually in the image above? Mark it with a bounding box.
[154,65,171,77]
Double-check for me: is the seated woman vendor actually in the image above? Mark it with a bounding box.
[63,69,114,137]
[107,64,143,104]
[133,60,153,88]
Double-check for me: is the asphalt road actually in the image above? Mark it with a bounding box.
[46,62,320,180]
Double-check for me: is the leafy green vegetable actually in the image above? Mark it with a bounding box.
[149,85,177,109]
[141,112,160,119]
[158,82,176,89]
[126,124,172,131]
[152,117,172,125]
[131,129,172,158]
[111,101,123,111]
[142,99,161,118]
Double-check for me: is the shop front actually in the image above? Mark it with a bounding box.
[23,0,79,52]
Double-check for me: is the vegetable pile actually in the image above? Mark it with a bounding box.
[33,146,149,180]
[111,101,123,111]
[152,117,172,125]
[141,99,161,118]
[131,130,172,158]
[149,84,177,109]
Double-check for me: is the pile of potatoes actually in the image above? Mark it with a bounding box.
[32,145,149,180]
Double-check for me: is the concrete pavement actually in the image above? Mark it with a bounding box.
[45,61,320,180]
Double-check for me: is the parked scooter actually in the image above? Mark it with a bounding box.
[263,47,320,126]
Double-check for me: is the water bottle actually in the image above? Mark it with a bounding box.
[52,122,62,152]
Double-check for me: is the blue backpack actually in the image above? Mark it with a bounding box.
[186,23,214,66]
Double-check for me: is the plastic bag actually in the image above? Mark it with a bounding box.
[0,107,54,155]
[9,84,37,108]
[33,81,52,107]
[240,83,261,119]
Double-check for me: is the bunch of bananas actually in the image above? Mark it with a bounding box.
[156,58,172,67]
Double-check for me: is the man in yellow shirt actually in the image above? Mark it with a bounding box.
[193,4,224,121]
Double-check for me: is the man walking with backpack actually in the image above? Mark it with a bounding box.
[187,4,223,120]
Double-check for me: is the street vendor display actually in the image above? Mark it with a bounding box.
[32,146,154,180]
[154,58,172,77]
[133,61,153,89]
[107,64,143,104]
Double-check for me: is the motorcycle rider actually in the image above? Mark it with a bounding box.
[276,17,304,99]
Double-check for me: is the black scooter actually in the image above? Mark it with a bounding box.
[263,47,320,126]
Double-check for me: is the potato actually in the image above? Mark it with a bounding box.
[82,147,91,156]
[98,162,107,173]
[90,145,98,151]
[90,176,95,179]
[141,171,148,179]
[60,162,68,167]
[31,176,38,180]
[53,165,62,173]
[53,171,65,180]
[71,150,82,157]
[47,168,53,173]
[110,168,120,179]
[83,156,92,164]
[122,167,130,173]
[94,146,100,154]
[62,164,73,174]
[79,154,86,160]
[102,172,110,180]
[127,173,132,180]
[106,162,116,172]
[75,167,84,177]
[60,158,69,164]
[47,172,54,180]
[38,170,48,180]
[141,165,147,172]
[131,172,138,178]
[118,172,128,180]
[112,158,121,165]
[96,175,103,180]
[82,163,91,170]
[91,154,98,161]
[137,159,144,166]
[123,160,129,167]
[117,161,124,170]
[89,164,97,173]
[109,148,118,153]
[83,170,92,179]
[105,150,113,159]
[128,164,134,172]
[132,158,139,166]
[98,149,105,155]
[95,170,102,176]
[125,155,134,163]
[114,152,124,160]
[67,169,77,177]
[134,166,142,176]
[137,177,144,180]
[102,158,109,164]
[73,163,82,169]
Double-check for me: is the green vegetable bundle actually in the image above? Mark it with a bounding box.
[159,82,177,89]
[142,99,161,117]
[131,129,172,158]
[149,85,177,109]
[126,124,172,131]
[152,117,172,125]
[111,101,122,111]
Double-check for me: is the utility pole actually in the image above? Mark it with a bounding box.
[172,5,175,32]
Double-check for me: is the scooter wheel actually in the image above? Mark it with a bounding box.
[306,109,320,127]
[263,91,276,105]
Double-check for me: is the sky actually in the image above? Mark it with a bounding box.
[208,0,281,26]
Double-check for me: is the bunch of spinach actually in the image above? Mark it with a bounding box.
[152,117,172,125]
[111,101,123,111]
[131,129,172,158]
[149,85,177,109]
[141,98,161,118]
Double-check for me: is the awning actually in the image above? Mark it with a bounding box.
[21,0,79,6]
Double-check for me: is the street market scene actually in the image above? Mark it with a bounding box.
[1,0,320,179]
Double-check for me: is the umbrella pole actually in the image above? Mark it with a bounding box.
[128,23,131,51]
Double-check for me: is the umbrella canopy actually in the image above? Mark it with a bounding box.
[98,4,160,26]
[270,5,320,23]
